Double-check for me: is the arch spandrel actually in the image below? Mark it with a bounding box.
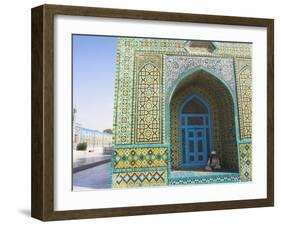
[165,56,237,103]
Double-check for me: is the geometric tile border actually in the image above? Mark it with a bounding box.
[235,58,252,140]
[135,62,162,143]
[113,147,168,169]
[239,143,252,181]
[169,174,240,185]
[112,169,168,188]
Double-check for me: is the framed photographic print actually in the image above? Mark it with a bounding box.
[31,4,274,221]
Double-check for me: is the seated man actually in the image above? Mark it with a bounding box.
[205,150,221,171]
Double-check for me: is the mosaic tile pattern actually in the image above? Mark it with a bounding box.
[215,42,252,58]
[170,170,238,178]
[135,63,162,143]
[112,170,168,188]
[169,73,238,171]
[114,38,251,146]
[239,143,252,181]
[165,56,236,99]
[170,86,221,169]
[113,37,252,187]
[113,39,135,145]
[114,39,185,145]
[169,174,240,185]
[113,147,168,169]
[235,58,252,139]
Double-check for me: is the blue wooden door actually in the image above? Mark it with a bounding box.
[180,95,212,167]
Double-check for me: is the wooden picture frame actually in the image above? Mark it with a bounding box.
[31,4,274,221]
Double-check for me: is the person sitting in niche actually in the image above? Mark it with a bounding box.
[205,149,221,171]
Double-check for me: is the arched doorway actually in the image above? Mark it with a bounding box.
[180,95,212,167]
[169,69,239,172]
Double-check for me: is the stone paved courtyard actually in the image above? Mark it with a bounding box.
[73,162,111,191]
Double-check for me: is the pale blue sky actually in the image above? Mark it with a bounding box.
[73,35,117,131]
